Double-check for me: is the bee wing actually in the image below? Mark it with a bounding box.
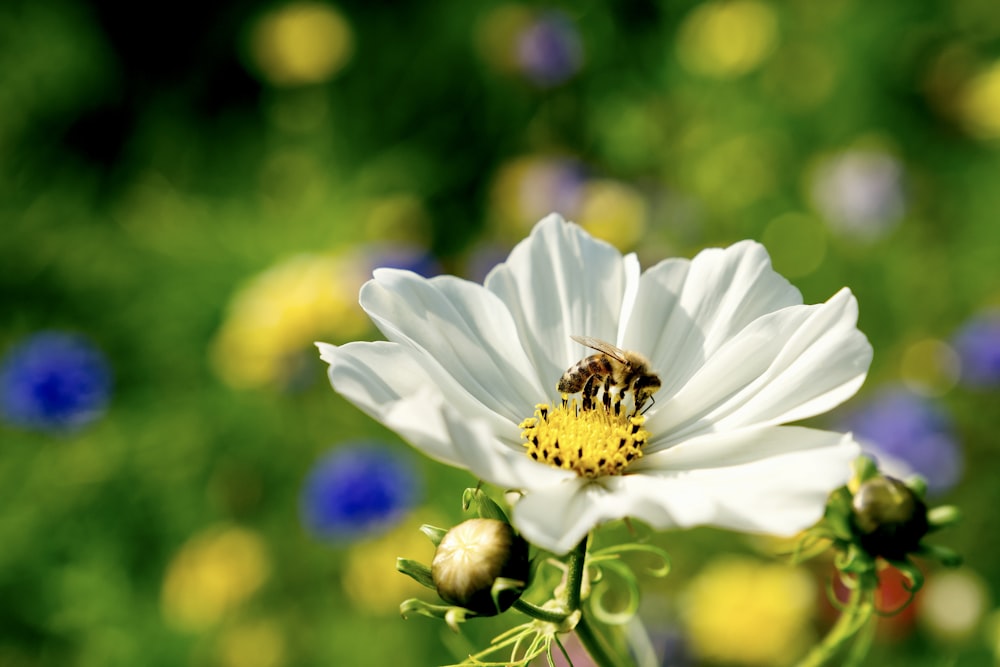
[569,335,629,363]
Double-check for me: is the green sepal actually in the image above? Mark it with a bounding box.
[926,505,961,531]
[396,557,436,590]
[915,542,963,568]
[852,455,879,484]
[399,598,473,633]
[420,524,449,547]
[824,487,856,541]
[462,487,510,523]
[904,475,928,499]
[491,576,528,613]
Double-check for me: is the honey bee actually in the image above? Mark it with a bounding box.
[557,335,662,415]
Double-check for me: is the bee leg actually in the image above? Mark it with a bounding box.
[638,393,655,416]
[602,376,612,411]
[581,375,599,411]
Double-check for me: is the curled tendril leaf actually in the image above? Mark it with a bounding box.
[825,576,849,612]
[588,560,641,626]
[589,543,671,578]
[396,557,436,590]
[888,560,924,594]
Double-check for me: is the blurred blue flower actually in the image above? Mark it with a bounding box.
[0,331,112,432]
[515,12,583,87]
[843,389,962,495]
[952,310,1000,388]
[301,443,421,541]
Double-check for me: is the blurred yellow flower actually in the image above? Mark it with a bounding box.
[575,179,648,251]
[475,4,534,74]
[161,525,270,631]
[341,512,438,615]
[217,618,287,667]
[249,2,353,86]
[211,253,370,389]
[684,555,815,666]
[490,154,586,236]
[956,60,1000,140]
[677,0,779,79]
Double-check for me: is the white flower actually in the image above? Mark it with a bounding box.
[317,214,871,554]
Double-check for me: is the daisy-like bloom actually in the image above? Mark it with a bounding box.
[318,214,870,555]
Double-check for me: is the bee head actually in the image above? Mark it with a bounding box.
[634,374,661,393]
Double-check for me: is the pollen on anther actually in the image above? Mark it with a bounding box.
[519,399,649,479]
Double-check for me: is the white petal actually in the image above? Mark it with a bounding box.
[510,478,626,555]
[438,404,575,491]
[359,270,546,423]
[646,288,872,444]
[321,340,568,489]
[485,214,630,394]
[621,241,803,396]
[510,472,718,555]
[631,426,859,535]
[319,341,507,466]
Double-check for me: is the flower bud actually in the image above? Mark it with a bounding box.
[430,518,529,616]
[851,476,929,560]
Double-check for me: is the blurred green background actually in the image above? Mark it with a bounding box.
[3,0,1000,665]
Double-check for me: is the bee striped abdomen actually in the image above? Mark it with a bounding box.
[557,354,614,393]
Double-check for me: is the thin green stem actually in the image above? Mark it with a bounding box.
[575,613,622,667]
[510,599,571,624]
[564,535,588,611]
[560,535,636,667]
[794,579,875,667]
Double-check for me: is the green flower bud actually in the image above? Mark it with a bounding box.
[431,518,529,616]
[851,475,929,560]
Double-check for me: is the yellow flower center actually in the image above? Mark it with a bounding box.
[519,399,649,478]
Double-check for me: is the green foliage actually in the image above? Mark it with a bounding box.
[2,0,999,665]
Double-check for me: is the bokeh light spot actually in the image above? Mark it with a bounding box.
[684,556,815,665]
[957,60,1000,140]
[843,388,962,496]
[677,0,779,79]
[918,570,990,642]
[249,2,353,87]
[217,619,287,667]
[161,526,270,631]
[576,179,648,251]
[341,513,438,615]
[900,338,960,396]
[0,331,112,432]
[952,309,1000,388]
[300,443,421,542]
[808,147,906,241]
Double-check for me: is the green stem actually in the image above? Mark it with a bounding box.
[575,613,622,667]
[794,579,875,667]
[564,535,588,611]
[561,535,635,667]
[510,599,571,624]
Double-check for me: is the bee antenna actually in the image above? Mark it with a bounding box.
[639,394,656,416]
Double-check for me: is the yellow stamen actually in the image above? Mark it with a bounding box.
[519,399,649,478]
